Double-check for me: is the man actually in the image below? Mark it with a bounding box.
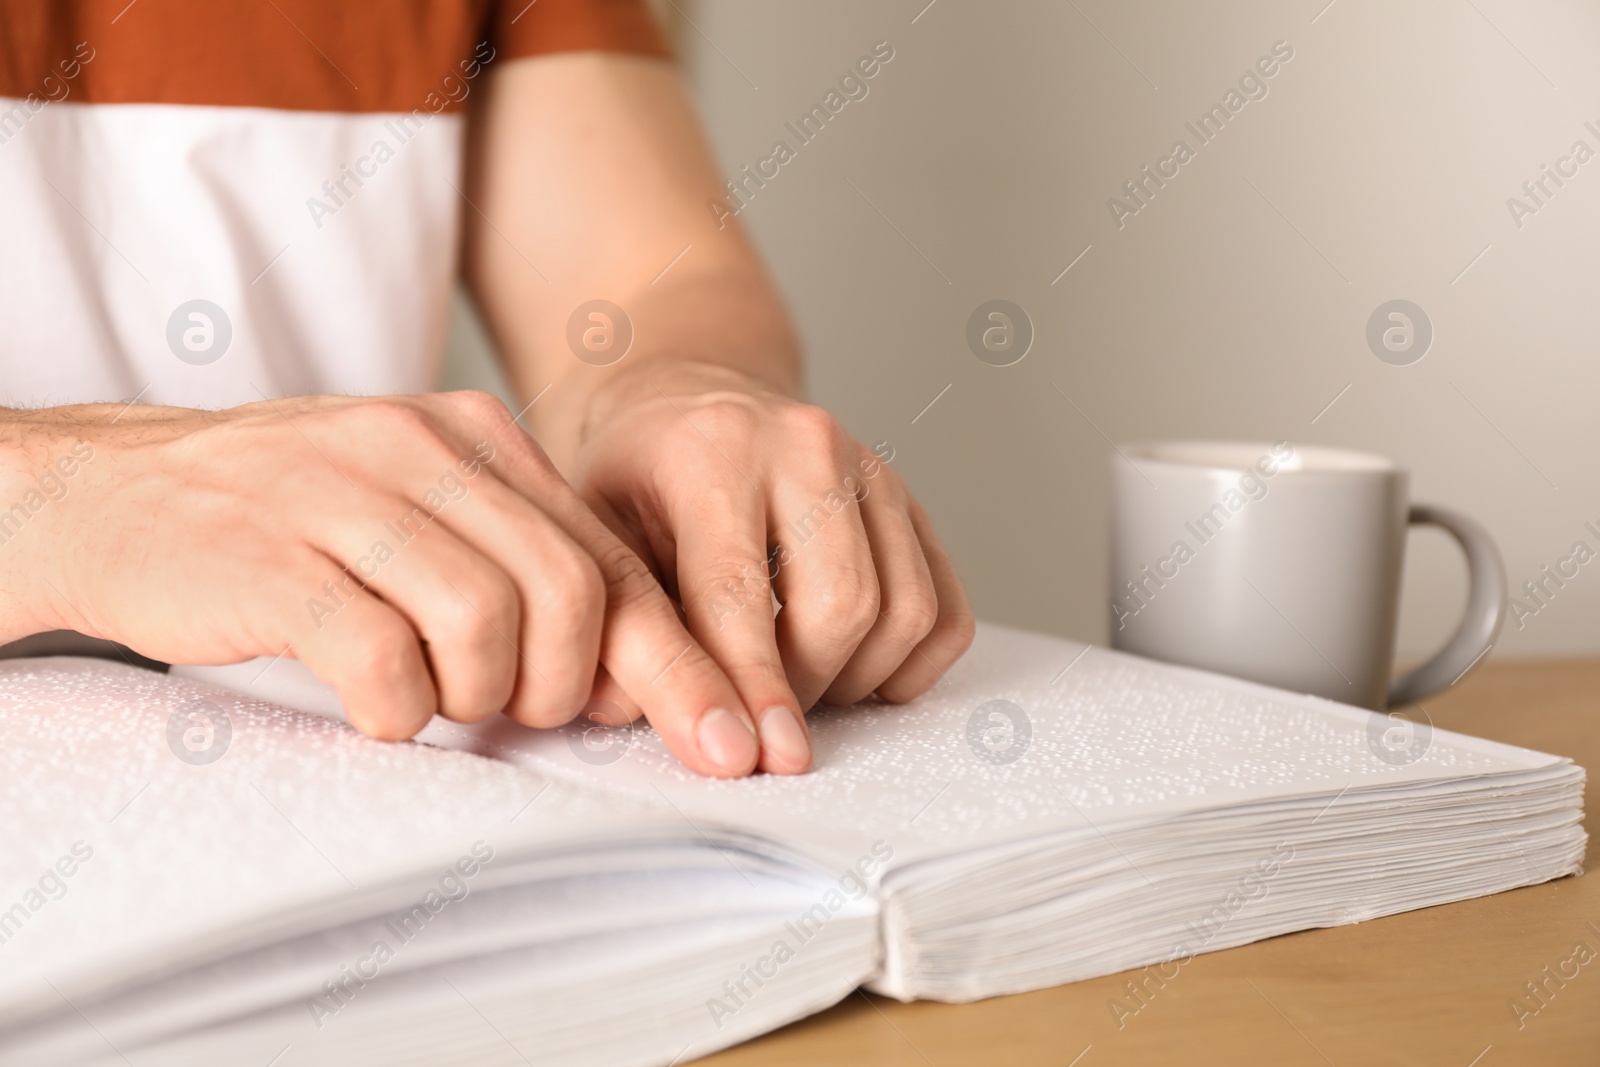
[0,0,973,778]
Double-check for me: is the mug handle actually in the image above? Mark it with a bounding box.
[1387,504,1507,706]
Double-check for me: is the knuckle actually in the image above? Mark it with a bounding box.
[512,436,559,478]
[810,572,880,637]
[484,426,555,483]
[593,539,663,609]
[443,572,517,640]
[659,639,722,685]
[784,403,844,447]
[345,619,418,686]
[443,389,512,424]
[856,454,903,497]
[434,592,485,639]
[685,394,761,441]
[336,403,461,471]
[883,581,940,644]
[352,399,439,441]
[936,607,978,656]
[691,558,771,605]
[536,546,605,614]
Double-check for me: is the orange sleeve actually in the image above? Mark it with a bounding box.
[0,0,669,111]
[491,0,671,60]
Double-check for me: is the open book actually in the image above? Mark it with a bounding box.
[0,624,1584,1066]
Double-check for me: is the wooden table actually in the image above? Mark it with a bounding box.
[702,660,1600,1067]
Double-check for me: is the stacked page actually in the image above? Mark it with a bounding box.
[0,655,875,1066]
[0,623,1584,1066]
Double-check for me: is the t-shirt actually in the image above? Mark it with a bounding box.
[0,0,667,410]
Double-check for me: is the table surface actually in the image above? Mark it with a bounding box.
[701,659,1600,1067]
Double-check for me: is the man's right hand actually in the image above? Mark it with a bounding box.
[0,390,764,777]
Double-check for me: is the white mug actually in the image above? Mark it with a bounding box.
[1108,441,1505,710]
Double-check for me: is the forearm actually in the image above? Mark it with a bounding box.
[459,55,971,775]
[463,53,802,473]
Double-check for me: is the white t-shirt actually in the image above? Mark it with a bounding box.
[0,0,668,410]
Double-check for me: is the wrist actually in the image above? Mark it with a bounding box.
[0,408,109,641]
[577,358,797,450]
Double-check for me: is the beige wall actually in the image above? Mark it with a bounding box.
[446,0,1600,662]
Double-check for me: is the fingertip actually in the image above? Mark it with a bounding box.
[289,576,439,742]
[693,706,760,777]
[755,705,812,775]
[298,643,437,741]
[583,667,644,723]
[579,694,636,727]
[343,690,436,742]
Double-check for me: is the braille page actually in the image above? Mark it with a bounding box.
[469,622,1569,869]
[0,657,722,1026]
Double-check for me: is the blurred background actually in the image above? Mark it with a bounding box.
[446,0,1600,663]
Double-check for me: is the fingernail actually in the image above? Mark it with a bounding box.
[757,705,811,773]
[696,707,758,775]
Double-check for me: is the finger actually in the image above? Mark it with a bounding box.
[820,479,939,706]
[672,475,809,774]
[770,480,880,711]
[426,393,760,777]
[291,395,607,727]
[583,665,641,724]
[309,492,520,724]
[426,476,606,728]
[584,490,670,588]
[875,500,977,703]
[590,536,761,777]
[286,551,437,740]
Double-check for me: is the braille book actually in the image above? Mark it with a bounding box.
[0,624,1584,1066]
